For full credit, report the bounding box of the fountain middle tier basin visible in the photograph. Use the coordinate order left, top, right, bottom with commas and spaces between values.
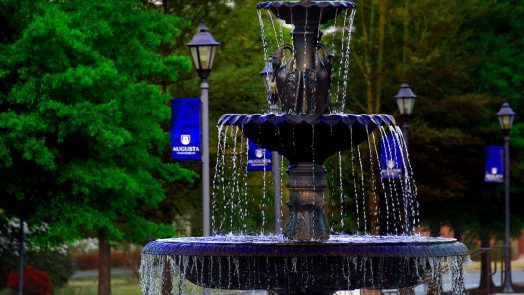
219, 113, 395, 164
141, 235, 468, 294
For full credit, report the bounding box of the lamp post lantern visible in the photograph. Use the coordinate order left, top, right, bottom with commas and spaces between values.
497, 101, 516, 293
260, 63, 273, 95
187, 24, 219, 237
187, 24, 219, 80
394, 82, 417, 148
260, 63, 281, 235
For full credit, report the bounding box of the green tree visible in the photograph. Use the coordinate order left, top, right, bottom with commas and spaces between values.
333, 0, 524, 243
0, 0, 196, 293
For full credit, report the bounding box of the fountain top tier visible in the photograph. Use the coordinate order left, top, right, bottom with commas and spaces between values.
257, 1, 357, 115
257, 1, 356, 26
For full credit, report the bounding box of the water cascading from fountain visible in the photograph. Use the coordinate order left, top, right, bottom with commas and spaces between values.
209, 125, 418, 236
140, 1, 469, 294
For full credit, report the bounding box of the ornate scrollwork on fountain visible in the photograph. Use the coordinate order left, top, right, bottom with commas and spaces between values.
271, 44, 333, 114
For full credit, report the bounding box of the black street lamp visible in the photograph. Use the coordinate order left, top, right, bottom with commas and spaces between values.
260, 63, 273, 92
497, 101, 516, 293
394, 82, 417, 149
187, 25, 219, 80
187, 24, 219, 237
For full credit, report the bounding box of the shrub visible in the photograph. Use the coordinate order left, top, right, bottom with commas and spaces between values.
0, 249, 73, 291
6, 265, 52, 295
27, 250, 73, 289
71, 249, 141, 270
71, 252, 98, 270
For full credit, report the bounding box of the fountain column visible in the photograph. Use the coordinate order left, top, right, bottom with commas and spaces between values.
291, 24, 320, 71
280, 5, 330, 240
284, 163, 328, 240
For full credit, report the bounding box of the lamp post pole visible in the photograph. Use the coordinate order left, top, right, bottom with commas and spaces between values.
394, 82, 416, 150
402, 115, 409, 149
187, 24, 219, 237
201, 78, 210, 237
18, 216, 24, 295
496, 101, 516, 293
261, 64, 282, 235
502, 129, 513, 293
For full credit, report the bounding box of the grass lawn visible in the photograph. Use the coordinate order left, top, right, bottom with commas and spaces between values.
55, 275, 241, 294
56, 275, 140, 295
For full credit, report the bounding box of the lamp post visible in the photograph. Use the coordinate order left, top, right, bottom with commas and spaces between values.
260, 63, 281, 235
187, 24, 219, 237
260, 63, 276, 112
394, 82, 417, 148
18, 216, 24, 295
497, 101, 516, 293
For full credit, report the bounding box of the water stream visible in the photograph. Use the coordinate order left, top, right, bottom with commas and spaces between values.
210, 122, 418, 236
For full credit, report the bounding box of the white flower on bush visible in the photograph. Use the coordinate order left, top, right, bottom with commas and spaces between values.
70, 238, 99, 253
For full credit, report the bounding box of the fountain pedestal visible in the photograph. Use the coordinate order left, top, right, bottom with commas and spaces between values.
285, 163, 328, 240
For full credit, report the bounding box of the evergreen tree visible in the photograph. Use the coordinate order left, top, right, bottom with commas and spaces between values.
0, 0, 197, 292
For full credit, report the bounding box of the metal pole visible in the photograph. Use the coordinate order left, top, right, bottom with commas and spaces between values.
270, 103, 282, 235
272, 151, 281, 235
18, 216, 24, 295
201, 79, 210, 237
502, 132, 513, 293
402, 115, 409, 150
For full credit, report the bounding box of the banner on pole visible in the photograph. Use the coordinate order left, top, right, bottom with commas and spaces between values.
247, 140, 272, 171
379, 134, 402, 179
484, 145, 504, 183
171, 98, 201, 160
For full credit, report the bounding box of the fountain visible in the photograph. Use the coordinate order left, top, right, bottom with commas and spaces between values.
141, 1, 469, 294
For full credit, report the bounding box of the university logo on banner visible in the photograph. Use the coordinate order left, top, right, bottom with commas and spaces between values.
171, 98, 201, 160
247, 140, 272, 171
484, 145, 503, 183
379, 134, 402, 179
181, 134, 191, 145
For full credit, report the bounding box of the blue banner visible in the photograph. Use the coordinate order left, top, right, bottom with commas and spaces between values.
379, 134, 402, 179
247, 140, 272, 171
171, 98, 201, 160
484, 145, 503, 183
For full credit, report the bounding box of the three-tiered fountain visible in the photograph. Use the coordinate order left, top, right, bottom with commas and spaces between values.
141, 1, 469, 294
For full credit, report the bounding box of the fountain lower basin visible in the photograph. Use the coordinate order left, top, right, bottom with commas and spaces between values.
141, 235, 468, 294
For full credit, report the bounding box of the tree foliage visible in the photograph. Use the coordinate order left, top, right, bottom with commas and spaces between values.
349, 0, 524, 239
0, 0, 196, 245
